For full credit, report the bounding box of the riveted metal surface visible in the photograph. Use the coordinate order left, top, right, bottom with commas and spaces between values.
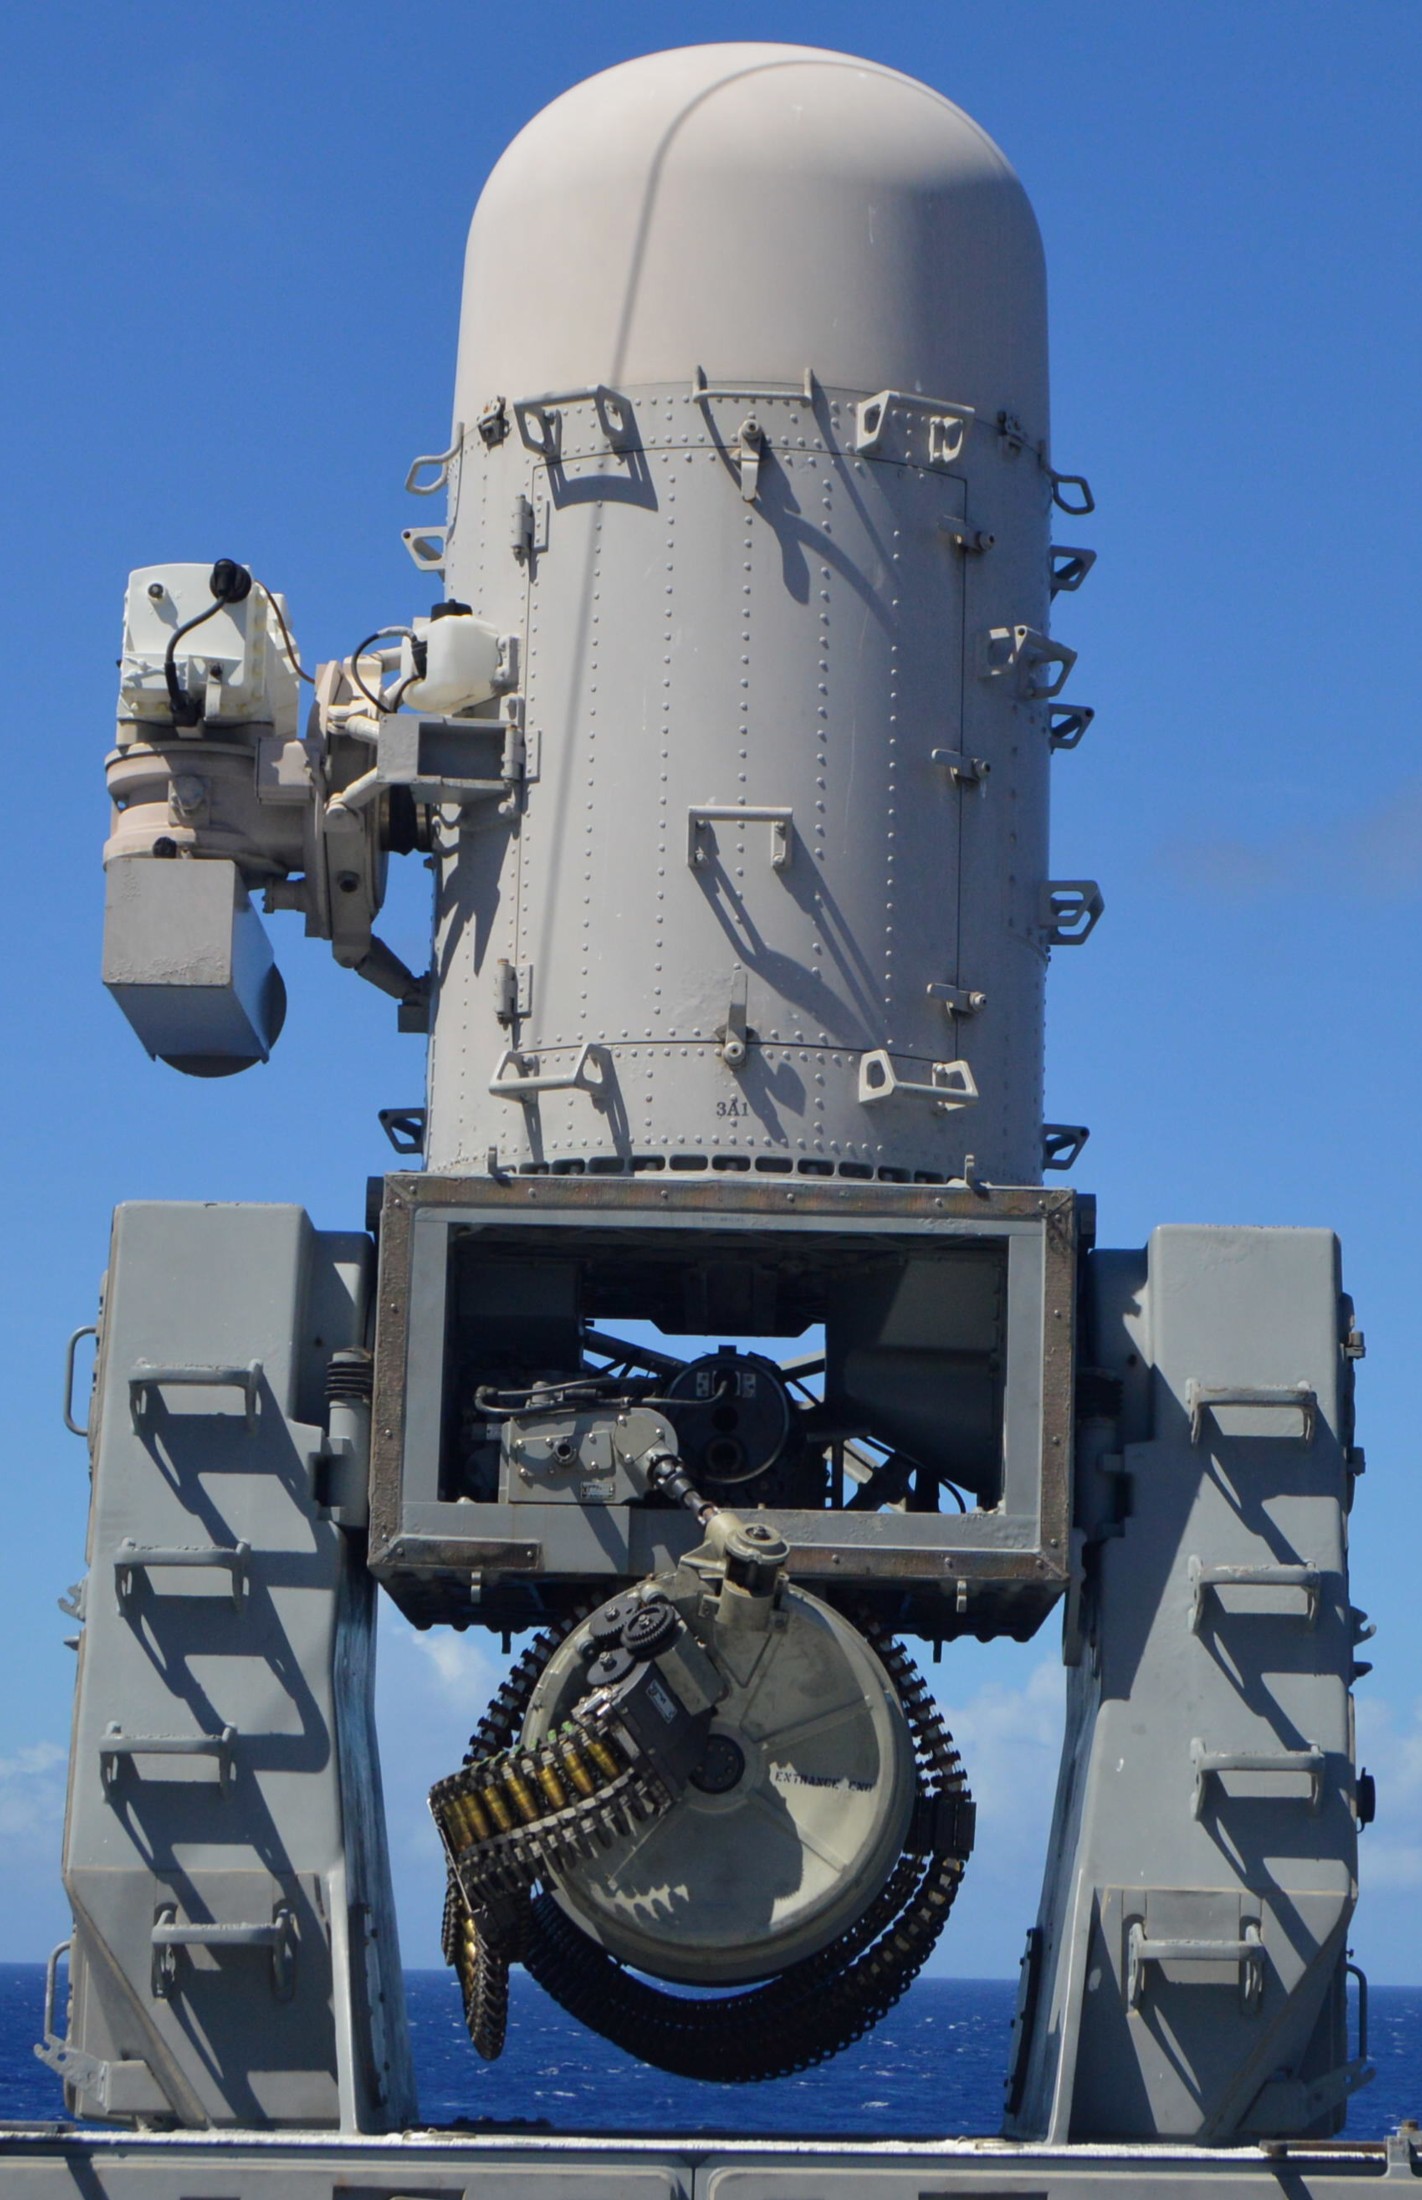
430, 390, 1053, 1179
424, 44, 1069, 1181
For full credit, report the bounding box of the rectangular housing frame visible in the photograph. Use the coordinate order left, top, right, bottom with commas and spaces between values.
368, 1175, 1080, 1640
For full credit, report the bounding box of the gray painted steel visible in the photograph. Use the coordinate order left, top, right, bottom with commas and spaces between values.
426, 43, 1086, 1183
102, 858, 284, 1070
1, 2125, 1417, 2197
49, 1204, 413, 2131
1009, 1227, 1366, 2141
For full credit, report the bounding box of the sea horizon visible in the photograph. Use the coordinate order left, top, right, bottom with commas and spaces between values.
3, 1965, 1418, 2140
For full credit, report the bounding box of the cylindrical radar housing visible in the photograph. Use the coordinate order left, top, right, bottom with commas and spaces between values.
428, 43, 1073, 1184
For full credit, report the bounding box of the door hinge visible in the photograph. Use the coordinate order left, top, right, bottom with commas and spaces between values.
495, 960, 532, 1027
926, 982, 986, 1017
931, 747, 990, 789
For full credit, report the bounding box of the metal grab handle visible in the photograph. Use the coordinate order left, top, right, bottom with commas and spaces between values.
63, 1325, 97, 1438
980, 624, 1078, 700
1050, 544, 1097, 596
152, 1904, 295, 2003
692, 366, 817, 404
488, 1041, 608, 1102
1191, 1738, 1325, 1818
687, 805, 795, 872
1048, 705, 1095, 752
129, 1360, 263, 1434
100, 1723, 238, 1800
404, 427, 462, 496
378, 1105, 427, 1156
857, 1049, 979, 1113
40, 1939, 70, 2050
1127, 1919, 1263, 2014
1042, 1124, 1090, 1173
513, 386, 636, 457
1049, 467, 1095, 516
1187, 1380, 1318, 1446
114, 1538, 251, 1613
855, 388, 975, 465
1188, 1555, 1322, 1632
401, 525, 448, 572
1346, 1959, 1369, 2065
1041, 881, 1105, 947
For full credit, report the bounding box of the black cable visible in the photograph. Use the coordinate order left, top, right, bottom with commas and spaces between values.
252, 578, 315, 685
348, 627, 414, 714
163, 597, 226, 727
161, 559, 253, 726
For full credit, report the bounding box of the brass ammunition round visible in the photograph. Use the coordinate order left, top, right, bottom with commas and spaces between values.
584, 1734, 622, 1782
559, 1742, 596, 1796
504, 1766, 541, 1823
450, 1791, 492, 1845
536, 1758, 568, 1810
460, 1790, 492, 1842
481, 1781, 515, 1833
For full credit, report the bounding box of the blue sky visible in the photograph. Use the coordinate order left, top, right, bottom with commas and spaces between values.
2, 1, 1421, 1995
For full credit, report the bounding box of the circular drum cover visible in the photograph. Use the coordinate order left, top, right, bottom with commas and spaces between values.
522, 1582, 916, 1985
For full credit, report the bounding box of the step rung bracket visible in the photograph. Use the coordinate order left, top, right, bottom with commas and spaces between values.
151, 1903, 295, 2002
129, 1360, 263, 1434
1191, 1737, 1325, 1818
1187, 1380, 1317, 1446
114, 1538, 251, 1611
100, 1724, 237, 1799
1188, 1556, 1322, 1632
1127, 1919, 1263, 2012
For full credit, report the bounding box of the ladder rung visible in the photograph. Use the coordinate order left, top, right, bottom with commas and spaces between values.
1188, 1556, 1322, 1632
100, 1724, 237, 1799
1187, 1381, 1317, 1446
129, 1360, 263, 1434
1191, 1738, 1324, 1817
114, 1539, 250, 1611
1127, 1918, 1263, 2012
151, 1903, 295, 2001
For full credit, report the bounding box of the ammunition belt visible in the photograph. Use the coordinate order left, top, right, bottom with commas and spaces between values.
432, 1608, 672, 2060
434, 1600, 974, 2080
431, 1714, 671, 1907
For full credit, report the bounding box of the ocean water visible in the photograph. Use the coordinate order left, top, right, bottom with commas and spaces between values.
2, 1964, 1417, 2138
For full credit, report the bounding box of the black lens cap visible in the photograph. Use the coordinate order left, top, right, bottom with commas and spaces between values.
209, 559, 252, 604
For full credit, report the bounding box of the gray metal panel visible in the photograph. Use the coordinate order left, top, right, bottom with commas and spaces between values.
422, 45, 1074, 1182
1009, 1226, 1365, 2143
55, 1203, 414, 2132
102, 857, 282, 1068
431, 387, 1054, 1182
0, 2124, 1415, 2197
